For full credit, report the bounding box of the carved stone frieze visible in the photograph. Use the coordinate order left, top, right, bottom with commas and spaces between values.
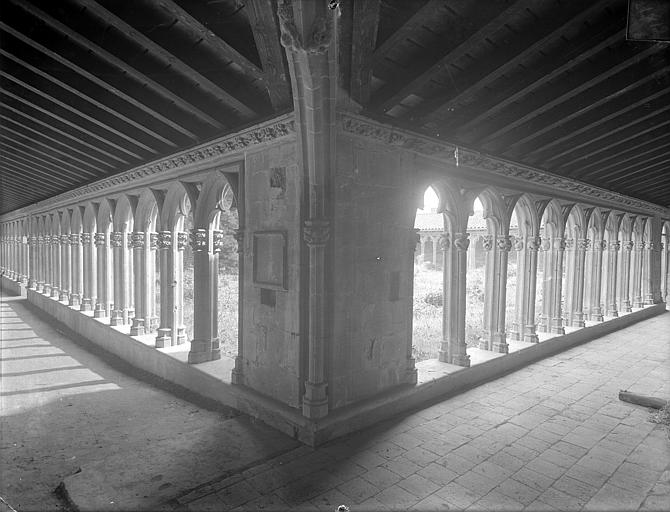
189, 229, 208, 252
303, 219, 330, 247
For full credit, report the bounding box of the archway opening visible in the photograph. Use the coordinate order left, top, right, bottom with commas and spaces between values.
215, 188, 239, 358
465, 197, 489, 348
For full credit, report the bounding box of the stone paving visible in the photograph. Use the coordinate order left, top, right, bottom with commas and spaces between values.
181, 311, 670, 511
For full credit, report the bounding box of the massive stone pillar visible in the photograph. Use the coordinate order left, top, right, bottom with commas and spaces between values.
605, 240, 620, 317
130, 232, 147, 335
187, 228, 221, 364
492, 235, 512, 353
618, 240, 633, 312
94, 232, 110, 317
550, 237, 566, 334
110, 231, 131, 325
80, 233, 96, 311
631, 241, 644, 308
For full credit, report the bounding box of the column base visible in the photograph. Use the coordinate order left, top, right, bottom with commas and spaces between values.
36, 282, 44, 293
146, 316, 159, 333
231, 355, 244, 385
188, 338, 221, 364
451, 353, 471, 367
523, 325, 539, 343
570, 319, 585, 328
491, 333, 508, 354
80, 298, 93, 311
93, 303, 107, 318
59, 291, 69, 302
28, 279, 36, 290
155, 328, 172, 348
129, 318, 145, 336
438, 341, 449, 363
110, 309, 125, 326
51, 287, 60, 299
68, 293, 80, 307
405, 357, 418, 385
302, 381, 328, 419
606, 309, 618, 318
43, 284, 51, 295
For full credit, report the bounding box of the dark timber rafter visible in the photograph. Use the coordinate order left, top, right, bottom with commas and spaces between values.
0, 141, 96, 183
579, 140, 670, 180
7, 0, 225, 131
0, 22, 197, 143
371, 0, 544, 113
70, 0, 257, 121
152, 0, 265, 82
349, 0, 381, 105
244, 0, 291, 110
1, 165, 70, 193
1, 158, 73, 189
419, 0, 616, 125
0, 71, 157, 155
0, 101, 130, 165
0, 48, 178, 149
474, 45, 665, 148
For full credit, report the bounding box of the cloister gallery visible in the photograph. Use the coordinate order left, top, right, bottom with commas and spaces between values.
1, 0, 669, 447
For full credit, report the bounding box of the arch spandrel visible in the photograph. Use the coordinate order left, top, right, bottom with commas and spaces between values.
193, 173, 235, 229
113, 195, 135, 232
96, 201, 113, 233
135, 189, 159, 232
83, 203, 99, 233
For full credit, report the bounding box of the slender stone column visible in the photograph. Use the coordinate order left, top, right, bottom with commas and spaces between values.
188, 228, 221, 364
605, 240, 620, 316
155, 231, 174, 347
643, 242, 654, 305
618, 241, 633, 312
538, 237, 552, 333
36, 235, 45, 292
508, 237, 525, 340
492, 236, 511, 353
663, 242, 670, 302
110, 231, 130, 325
58, 234, 70, 300
568, 239, 588, 326
522, 236, 541, 342
480, 235, 495, 350
632, 241, 644, 307
68, 233, 83, 307
130, 232, 146, 336
231, 228, 246, 384
50, 235, 60, 297
587, 240, 605, 321
80, 233, 96, 311
146, 233, 159, 333
93, 233, 109, 317
550, 237, 566, 334
42, 235, 53, 295
443, 233, 470, 366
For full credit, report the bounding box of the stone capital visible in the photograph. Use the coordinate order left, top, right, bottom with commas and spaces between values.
527, 236, 542, 252
437, 232, 449, 251
564, 238, 575, 250
69, 233, 81, 245
623, 240, 633, 251
149, 232, 158, 250
189, 229, 208, 252
482, 235, 494, 251
129, 232, 145, 250
553, 237, 566, 251
577, 238, 590, 250
234, 229, 245, 253
303, 219, 330, 247
59, 234, 70, 245
497, 236, 512, 252
609, 240, 620, 251
454, 233, 470, 251
635, 241, 645, 250
540, 238, 551, 251
81, 232, 92, 245
212, 230, 225, 253
94, 233, 106, 246
513, 238, 524, 251
157, 231, 172, 249
109, 232, 125, 248
177, 232, 189, 251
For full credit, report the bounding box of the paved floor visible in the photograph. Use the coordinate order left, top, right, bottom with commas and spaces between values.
1, 291, 669, 511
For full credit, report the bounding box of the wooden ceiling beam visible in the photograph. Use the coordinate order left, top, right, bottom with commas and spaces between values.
371, 0, 544, 113
0, 141, 85, 180
0, 49, 178, 149
6, 0, 224, 130
558, 125, 670, 176
579, 139, 670, 180
0, 71, 157, 155
596, 156, 670, 186
0, 123, 108, 173
0, 87, 142, 160
244, 0, 291, 110
0, 112, 115, 169
349, 0, 381, 105
152, 0, 264, 81
0, 101, 130, 165
0, 132, 101, 178
0, 158, 73, 188
420, 0, 615, 124
70, 0, 257, 120
521, 86, 670, 163
474, 44, 665, 147
501, 67, 670, 158
1, 165, 69, 193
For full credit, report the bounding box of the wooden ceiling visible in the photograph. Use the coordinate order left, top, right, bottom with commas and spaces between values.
1, 0, 669, 214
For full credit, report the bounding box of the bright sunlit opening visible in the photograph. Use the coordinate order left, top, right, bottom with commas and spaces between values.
420, 187, 439, 211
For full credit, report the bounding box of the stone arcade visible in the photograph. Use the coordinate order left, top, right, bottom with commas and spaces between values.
1, 0, 669, 447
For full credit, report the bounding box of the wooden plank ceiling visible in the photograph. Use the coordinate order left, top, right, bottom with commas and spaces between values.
1, 0, 669, 215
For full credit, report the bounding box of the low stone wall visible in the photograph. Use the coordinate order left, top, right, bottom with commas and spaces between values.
0, 275, 25, 297
19, 288, 667, 446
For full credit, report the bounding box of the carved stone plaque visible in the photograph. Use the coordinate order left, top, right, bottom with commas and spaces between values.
253, 231, 287, 290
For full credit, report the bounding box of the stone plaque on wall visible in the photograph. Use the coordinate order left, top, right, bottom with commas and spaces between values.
253, 231, 287, 290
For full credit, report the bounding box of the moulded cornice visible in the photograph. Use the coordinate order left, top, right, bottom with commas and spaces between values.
1, 114, 296, 221
339, 113, 669, 217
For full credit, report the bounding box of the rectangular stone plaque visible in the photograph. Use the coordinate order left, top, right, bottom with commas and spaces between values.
253, 231, 287, 289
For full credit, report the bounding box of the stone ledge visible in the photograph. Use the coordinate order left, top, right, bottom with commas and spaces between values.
21, 287, 667, 447
0, 275, 26, 297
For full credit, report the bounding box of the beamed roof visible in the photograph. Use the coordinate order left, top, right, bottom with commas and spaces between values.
1, 0, 669, 215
